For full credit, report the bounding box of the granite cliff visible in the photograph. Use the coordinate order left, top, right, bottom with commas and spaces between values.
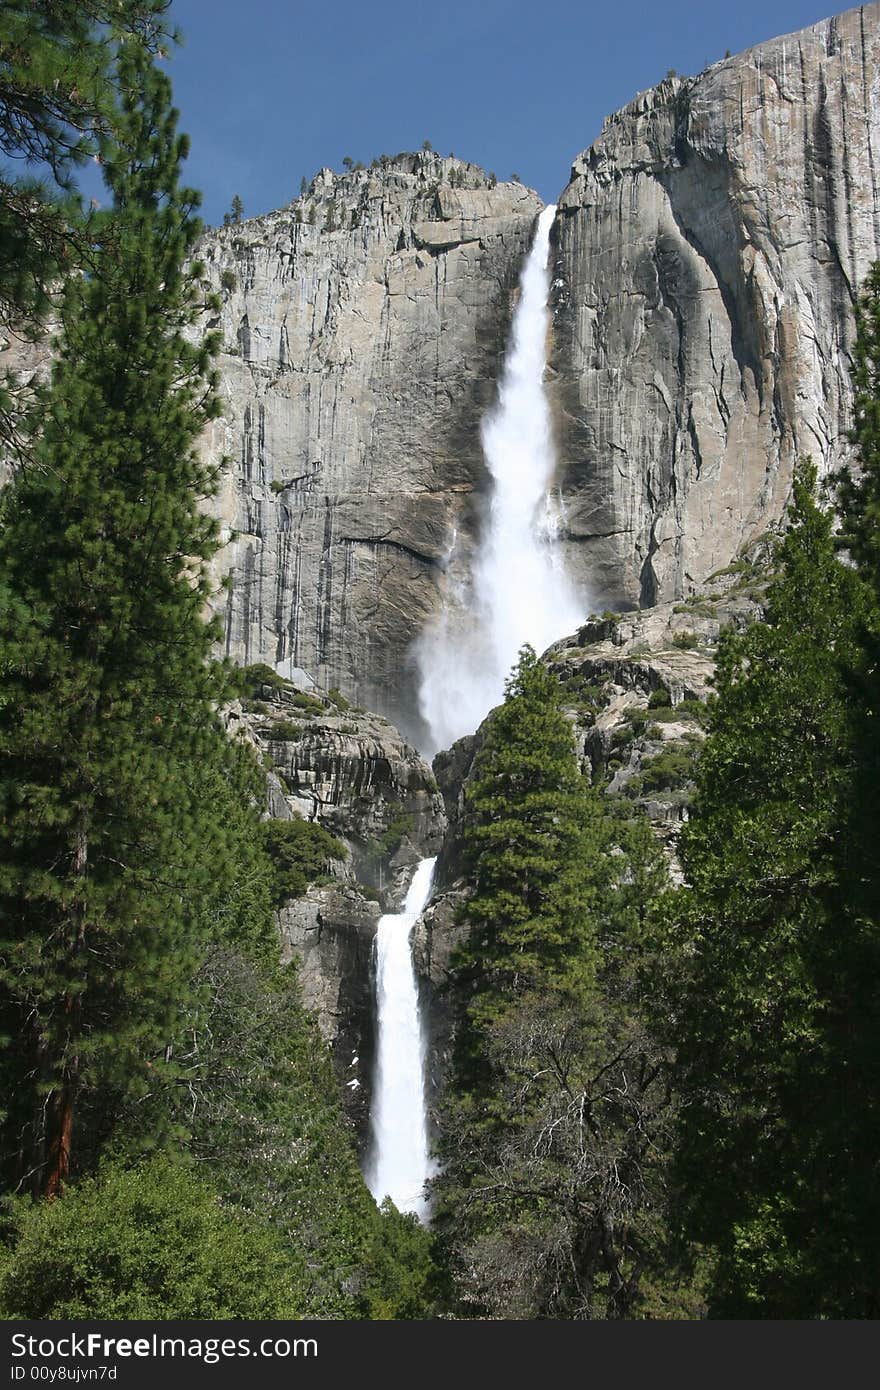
5, 7, 878, 740
191, 4, 880, 735
551, 2, 880, 607
198, 154, 542, 742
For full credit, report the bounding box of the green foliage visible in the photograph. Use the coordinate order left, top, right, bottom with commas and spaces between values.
434, 647, 679, 1316
623, 707, 649, 733
328, 685, 351, 711
157, 941, 437, 1318
628, 744, 699, 796
262, 815, 346, 904
267, 719, 303, 741
660, 461, 879, 1316
648, 687, 671, 708
291, 690, 326, 715
365, 1201, 439, 1319
365, 810, 413, 867
0, 1157, 303, 1319
220, 267, 237, 291
838, 261, 880, 594
229, 661, 287, 698
647, 705, 683, 723
671, 631, 700, 650
450, 647, 607, 1010
676, 697, 710, 725
0, 42, 236, 1196
0, 2, 173, 452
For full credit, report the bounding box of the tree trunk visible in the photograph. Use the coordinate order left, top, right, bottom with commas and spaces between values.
43, 811, 88, 1197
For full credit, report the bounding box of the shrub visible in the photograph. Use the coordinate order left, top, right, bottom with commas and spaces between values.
648, 706, 682, 724
628, 745, 699, 796
676, 698, 710, 726
671, 631, 700, 650
267, 720, 302, 742
366, 811, 413, 866
269, 479, 285, 494
327, 686, 351, 712
0, 1158, 304, 1319
262, 816, 346, 904
648, 687, 672, 708
230, 662, 287, 699
292, 691, 326, 716
623, 709, 649, 734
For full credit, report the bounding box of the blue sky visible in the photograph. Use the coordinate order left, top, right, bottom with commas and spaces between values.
150, 0, 840, 225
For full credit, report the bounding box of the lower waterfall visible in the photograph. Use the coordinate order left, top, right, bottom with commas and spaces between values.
366, 857, 437, 1219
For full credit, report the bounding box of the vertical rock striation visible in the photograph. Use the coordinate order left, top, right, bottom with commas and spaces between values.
551, 2, 880, 608
199, 155, 543, 739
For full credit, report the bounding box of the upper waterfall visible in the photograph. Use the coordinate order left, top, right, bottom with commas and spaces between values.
416, 204, 585, 755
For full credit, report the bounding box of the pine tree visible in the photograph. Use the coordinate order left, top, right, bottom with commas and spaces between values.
838, 262, 880, 593
837, 261, 880, 931
0, 42, 239, 1196
0, 2, 173, 454
451, 646, 605, 1017
663, 461, 878, 1316
433, 647, 677, 1317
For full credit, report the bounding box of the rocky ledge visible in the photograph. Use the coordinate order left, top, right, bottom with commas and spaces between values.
225, 671, 446, 1137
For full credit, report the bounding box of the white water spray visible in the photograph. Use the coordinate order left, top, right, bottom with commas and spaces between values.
367, 857, 437, 1218
416, 204, 584, 755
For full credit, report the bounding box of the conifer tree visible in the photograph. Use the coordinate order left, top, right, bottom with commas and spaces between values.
837, 261, 880, 934
0, 41, 236, 1196
450, 648, 606, 1020
433, 647, 675, 1317
838, 262, 880, 593
663, 462, 878, 1316
0, 2, 173, 453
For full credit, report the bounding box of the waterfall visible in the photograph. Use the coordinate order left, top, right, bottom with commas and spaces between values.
416, 203, 585, 756
366, 208, 585, 1219
366, 856, 437, 1218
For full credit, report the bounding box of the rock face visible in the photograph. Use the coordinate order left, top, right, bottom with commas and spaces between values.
279, 886, 380, 1141
228, 677, 446, 1137
252, 683, 447, 897
551, 2, 880, 609
198, 155, 543, 742
7, 10, 878, 748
